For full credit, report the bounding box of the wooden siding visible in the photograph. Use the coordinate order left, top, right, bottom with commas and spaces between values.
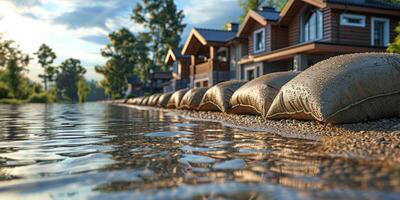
327, 9, 400, 46
270, 25, 289, 50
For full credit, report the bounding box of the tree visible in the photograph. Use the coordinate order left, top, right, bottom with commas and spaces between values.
0, 34, 31, 99
237, 0, 287, 23
131, 0, 185, 71
388, 23, 400, 53
34, 44, 57, 91
77, 79, 90, 103
56, 58, 86, 102
96, 28, 150, 99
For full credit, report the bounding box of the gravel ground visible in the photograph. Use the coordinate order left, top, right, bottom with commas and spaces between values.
119, 103, 400, 164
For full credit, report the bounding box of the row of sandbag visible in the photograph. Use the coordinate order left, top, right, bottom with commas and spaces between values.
127, 53, 400, 124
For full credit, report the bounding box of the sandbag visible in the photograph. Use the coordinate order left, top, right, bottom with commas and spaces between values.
166, 89, 189, 108
179, 88, 208, 110
157, 92, 174, 108
266, 53, 400, 124
148, 94, 161, 106
199, 80, 247, 112
229, 71, 300, 116
132, 97, 143, 105
141, 96, 150, 106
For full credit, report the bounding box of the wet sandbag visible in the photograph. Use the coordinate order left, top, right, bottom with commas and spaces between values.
157, 92, 174, 108
266, 53, 400, 124
131, 97, 142, 105
179, 88, 209, 110
166, 89, 189, 108
199, 80, 247, 112
229, 71, 300, 116
148, 94, 161, 106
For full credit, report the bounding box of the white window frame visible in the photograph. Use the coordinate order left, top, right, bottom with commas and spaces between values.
253, 28, 266, 53
300, 8, 323, 42
244, 65, 263, 81
371, 17, 390, 47
194, 78, 208, 88
340, 13, 366, 27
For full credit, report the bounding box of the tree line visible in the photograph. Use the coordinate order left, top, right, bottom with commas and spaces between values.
0, 35, 105, 104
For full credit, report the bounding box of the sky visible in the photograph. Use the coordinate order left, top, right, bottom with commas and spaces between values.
0, 0, 243, 82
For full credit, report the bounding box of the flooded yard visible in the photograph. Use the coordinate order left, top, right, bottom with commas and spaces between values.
0, 103, 399, 199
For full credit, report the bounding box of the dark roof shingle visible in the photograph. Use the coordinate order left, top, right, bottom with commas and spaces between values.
326, 0, 400, 10
195, 28, 237, 43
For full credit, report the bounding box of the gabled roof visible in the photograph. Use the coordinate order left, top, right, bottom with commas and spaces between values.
326, 0, 400, 10
237, 7, 280, 37
182, 28, 237, 55
165, 48, 190, 65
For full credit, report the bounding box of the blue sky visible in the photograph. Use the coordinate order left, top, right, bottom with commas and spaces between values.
0, 0, 242, 81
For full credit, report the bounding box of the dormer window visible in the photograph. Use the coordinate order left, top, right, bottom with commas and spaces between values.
253, 28, 265, 53
302, 8, 323, 42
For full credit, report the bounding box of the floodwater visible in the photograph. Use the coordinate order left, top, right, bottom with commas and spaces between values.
0, 103, 399, 200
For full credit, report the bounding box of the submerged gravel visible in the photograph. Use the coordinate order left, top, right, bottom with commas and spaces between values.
121, 104, 400, 164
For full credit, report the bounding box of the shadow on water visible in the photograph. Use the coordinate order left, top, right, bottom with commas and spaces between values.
0, 103, 399, 200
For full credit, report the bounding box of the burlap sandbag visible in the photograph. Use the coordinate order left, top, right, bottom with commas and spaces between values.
229, 71, 300, 116
141, 96, 150, 106
266, 53, 400, 124
148, 94, 161, 106
198, 80, 247, 112
157, 92, 174, 108
166, 89, 189, 108
132, 97, 143, 105
179, 88, 209, 110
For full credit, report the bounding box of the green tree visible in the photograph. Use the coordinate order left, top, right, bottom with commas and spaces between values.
0, 34, 30, 99
96, 28, 149, 99
237, 0, 287, 22
388, 23, 400, 53
77, 79, 90, 103
56, 58, 86, 102
131, 0, 185, 71
34, 44, 57, 91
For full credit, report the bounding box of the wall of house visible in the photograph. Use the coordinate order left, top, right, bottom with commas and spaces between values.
248, 24, 268, 55
325, 9, 399, 46
240, 60, 291, 80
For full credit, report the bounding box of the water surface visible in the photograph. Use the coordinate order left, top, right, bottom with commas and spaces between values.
0, 103, 399, 199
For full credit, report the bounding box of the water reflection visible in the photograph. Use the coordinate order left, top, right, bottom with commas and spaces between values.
0, 103, 399, 199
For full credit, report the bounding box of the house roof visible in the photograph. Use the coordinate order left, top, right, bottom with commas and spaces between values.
165, 48, 190, 65
127, 76, 142, 85
182, 28, 237, 55
326, 0, 400, 10
237, 7, 280, 37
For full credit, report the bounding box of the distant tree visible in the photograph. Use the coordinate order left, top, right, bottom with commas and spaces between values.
0, 34, 31, 99
85, 80, 107, 101
388, 23, 400, 53
77, 79, 90, 103
237, 0, 287, 23
131, 0, 185, 71
56, 58, 86, 102
34, 44, 57, 91
96, 28, 149, 99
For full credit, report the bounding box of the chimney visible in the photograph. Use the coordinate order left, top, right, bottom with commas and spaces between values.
226, 22, 239, 32
260, 6, 276, 13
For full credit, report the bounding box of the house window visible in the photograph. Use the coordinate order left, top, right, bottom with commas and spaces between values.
371, 17, 390, 47
253, 28, 265, 53
245, 66, 262, 81
302, 8, 323, 42
340, 14, 365, 27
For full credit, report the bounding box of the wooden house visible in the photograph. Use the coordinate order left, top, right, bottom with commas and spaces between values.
165, 48, 191, 91
236, 0, 400, 80
181, 25, 238, 87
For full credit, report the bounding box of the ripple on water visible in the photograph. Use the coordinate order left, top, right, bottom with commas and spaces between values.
213, 159, 246, 170
179, 154, 216, 164
180, 145, 220, 152
172, 123, 198, 128
145, 131, 193, 137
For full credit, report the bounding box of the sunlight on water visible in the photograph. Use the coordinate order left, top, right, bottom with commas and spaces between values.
0, 103, 399, 200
